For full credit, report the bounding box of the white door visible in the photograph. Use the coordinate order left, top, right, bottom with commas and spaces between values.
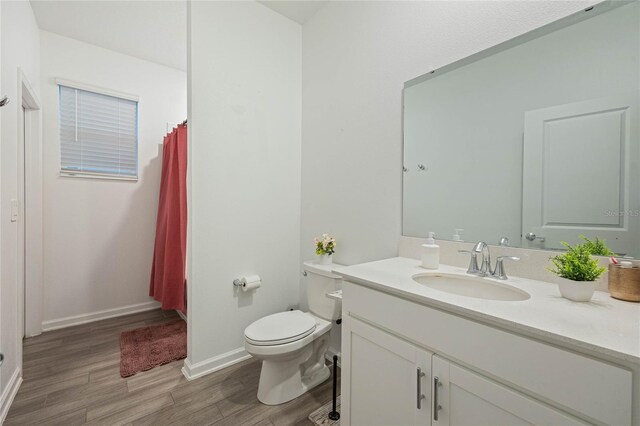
522, 94, 639, 255
432, 356, 585, 426
344, 317, 432, 426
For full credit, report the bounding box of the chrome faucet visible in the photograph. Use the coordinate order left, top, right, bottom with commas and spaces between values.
459, 242, 520, 279
492, 256, 520, 280
458, 249, 480, 274
458, 241, 489, 275
474, 241, 492, 277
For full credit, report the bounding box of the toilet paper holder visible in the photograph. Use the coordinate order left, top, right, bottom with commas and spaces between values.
233, 275, 261, 290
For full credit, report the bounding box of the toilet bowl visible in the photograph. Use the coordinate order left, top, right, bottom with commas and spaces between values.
244, 261, 342, 405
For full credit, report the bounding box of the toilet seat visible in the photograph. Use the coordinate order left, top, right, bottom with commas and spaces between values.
245, 310, 316, 346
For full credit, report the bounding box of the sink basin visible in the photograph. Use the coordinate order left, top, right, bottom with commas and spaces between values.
412, 273, 530, 301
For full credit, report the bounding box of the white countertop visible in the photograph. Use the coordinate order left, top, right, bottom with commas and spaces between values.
333, 257, 640, 364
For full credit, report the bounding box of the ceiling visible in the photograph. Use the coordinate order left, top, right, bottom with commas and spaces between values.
258, 1, 328, 24
29, 1, 327, 71
30, 1, 187, 71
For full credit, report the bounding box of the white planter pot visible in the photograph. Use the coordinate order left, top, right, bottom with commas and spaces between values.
318, 254, 333, 265
557, 278, 596, 302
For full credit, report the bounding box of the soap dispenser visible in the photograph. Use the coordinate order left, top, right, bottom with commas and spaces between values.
421, 232, 440, 269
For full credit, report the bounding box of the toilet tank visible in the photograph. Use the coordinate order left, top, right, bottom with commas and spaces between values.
303, 261, 342, 321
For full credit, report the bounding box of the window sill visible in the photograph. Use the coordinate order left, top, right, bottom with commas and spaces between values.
59, 171, 138, 182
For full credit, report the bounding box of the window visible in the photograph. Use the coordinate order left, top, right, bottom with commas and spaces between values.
58, 81, 139, 180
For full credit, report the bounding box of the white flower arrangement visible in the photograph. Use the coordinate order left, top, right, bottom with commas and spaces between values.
314, 233, 336, 256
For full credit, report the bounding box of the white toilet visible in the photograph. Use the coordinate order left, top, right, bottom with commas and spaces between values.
244, 261, 342, 405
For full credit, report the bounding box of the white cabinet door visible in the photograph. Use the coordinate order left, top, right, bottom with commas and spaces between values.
432, 356, 586, 426
522, 94, 639, 255
343, 317, 432, 426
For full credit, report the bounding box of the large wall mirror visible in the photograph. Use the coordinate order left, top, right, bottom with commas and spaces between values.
403, 1, 640, 258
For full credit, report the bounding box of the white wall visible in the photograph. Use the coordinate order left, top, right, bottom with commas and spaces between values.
300, 0, 601, 273
0, 0, 40, 413
187, 1, 301, 377
40, 31, 187, 328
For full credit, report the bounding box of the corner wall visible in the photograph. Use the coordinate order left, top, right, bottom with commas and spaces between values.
0, 0, 40, 417
0, 2, 40, 412
186, 1, 302, 377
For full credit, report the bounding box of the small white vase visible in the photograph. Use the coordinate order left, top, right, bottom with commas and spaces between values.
318, 254, 333, 265
558, 278, 595, 302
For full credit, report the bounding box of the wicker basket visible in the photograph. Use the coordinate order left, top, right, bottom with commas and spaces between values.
608, 264, 640, 302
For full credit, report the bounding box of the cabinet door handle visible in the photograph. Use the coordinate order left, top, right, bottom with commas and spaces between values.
433, 376, 442, 421
416, 367, 426, 409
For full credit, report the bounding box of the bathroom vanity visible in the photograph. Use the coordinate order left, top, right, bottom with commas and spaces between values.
335, 258, 640, 426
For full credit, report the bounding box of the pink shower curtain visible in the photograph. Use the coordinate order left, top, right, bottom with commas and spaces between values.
150, 124, 188, 312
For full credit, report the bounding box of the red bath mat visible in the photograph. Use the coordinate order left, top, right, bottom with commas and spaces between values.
120, 319, 187, 377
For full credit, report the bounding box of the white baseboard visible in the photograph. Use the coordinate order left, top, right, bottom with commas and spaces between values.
0, 367, 22, 424
182, 347, 251, 381
42, 301, 161, 332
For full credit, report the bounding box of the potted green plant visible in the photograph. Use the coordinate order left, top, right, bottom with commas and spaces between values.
579, 235, 614, 257
548, 241, 606, 302
314, 233, 336, 265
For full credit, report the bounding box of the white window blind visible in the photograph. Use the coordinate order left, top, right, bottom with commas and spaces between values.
59, 84, 138, 179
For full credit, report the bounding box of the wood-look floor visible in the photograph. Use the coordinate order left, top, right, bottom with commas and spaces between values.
5, 309, 339, 426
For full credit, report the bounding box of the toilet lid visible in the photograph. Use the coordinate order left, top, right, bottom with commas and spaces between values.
245, 310, 316, 346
